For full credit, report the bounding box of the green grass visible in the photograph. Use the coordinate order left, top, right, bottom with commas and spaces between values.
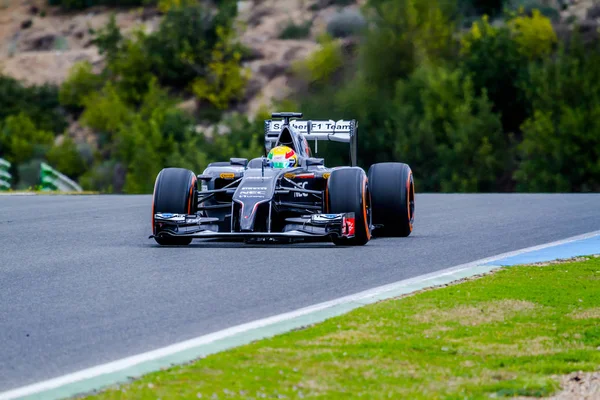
85, 257, 600, 399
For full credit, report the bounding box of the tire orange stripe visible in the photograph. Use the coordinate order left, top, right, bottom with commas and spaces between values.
187, 175, 197, 215
406, 170, 413, 232
362, 176, 371, 240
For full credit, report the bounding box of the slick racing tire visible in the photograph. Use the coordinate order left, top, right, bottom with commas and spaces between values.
152, 167, 197, 246
327, 167, 371, 246
368, 162, 414, 237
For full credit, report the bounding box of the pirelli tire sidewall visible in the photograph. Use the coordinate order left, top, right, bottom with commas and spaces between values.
152, 167, 197, 246
368, 162, 414, 237
327, 167, 371, 246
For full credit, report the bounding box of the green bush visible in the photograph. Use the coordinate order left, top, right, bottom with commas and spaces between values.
199, 113, 265, 164
80, 83, 132, 135
46, 136, 87, 178
388, 65, 508, 192
326, 8, 366, 38
119, 114, 170, 194
0, 75, 67, 134
0, 76, 69, 188
79, 160, 121, 193
144, 2, 237, 89
460, 16, 531, 136
515, 38, 600, 192
278, 20, 313, 39
49, 0, 249, 192
295, 0, 459, 169
293, 35, 344, 85
79, 79, 204, 193
91, 14, 123, 64
117, 111, 206, 194
0, 113, 54, 165
47, 0, 155, 11
59, 61, 104, 111
508, 0, 561, 21
508, 9, 557, 59
360, 0, 456, 91
108, 30, 156, 104
291, 1, 525, 190
191, 26, 251, 110
88, 1, 242, 106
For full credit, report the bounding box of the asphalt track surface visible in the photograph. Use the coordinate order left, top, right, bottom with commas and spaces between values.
1, 194, 599, 391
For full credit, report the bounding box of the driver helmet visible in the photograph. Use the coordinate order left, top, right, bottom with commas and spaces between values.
267, 145, 298, 168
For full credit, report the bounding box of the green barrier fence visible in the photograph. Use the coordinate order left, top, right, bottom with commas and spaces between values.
0, 158, 12, 190
40, 162, 83, 192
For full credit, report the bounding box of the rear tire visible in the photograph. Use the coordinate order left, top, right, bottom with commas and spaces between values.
152, 167, 197, 246
327, 167, 371, 246
368, 162, 414, 237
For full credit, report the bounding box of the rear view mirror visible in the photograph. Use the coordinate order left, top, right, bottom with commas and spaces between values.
230, 158, 248, 167
306, 158, 325, 166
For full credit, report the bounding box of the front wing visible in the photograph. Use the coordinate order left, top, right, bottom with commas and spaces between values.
150, 212, 356, 241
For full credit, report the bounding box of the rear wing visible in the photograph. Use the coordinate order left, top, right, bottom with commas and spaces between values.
264, 113, 359, 166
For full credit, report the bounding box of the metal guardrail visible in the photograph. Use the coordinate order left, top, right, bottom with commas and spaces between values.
0, 158, 12, 191
40, 162, 83, 192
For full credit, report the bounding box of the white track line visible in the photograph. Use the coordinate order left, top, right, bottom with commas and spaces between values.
1, 229, 599, 400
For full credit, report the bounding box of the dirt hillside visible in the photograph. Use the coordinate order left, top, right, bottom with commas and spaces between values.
0, 0, 594, 116
0, 0, 366, 116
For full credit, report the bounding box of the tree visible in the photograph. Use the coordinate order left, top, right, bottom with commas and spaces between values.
91, 14, 123, 64
0, 76, 67, 134
191, 26, 251, 110
59, 61, 104, 111
47, 136, 87, 178
144, 1, 237, 89
361, 0, 456, 91
515, 37, 600, 192
460, 15, 531, 137
388, 65, 508, 192
0, 113, 54, 165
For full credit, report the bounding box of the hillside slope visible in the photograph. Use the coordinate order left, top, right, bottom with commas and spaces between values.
0, 0, 366, 116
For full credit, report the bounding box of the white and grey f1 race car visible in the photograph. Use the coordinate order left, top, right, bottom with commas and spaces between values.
150, 112, 415, 246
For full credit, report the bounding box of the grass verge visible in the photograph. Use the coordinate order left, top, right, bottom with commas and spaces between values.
84, 256, 600, 399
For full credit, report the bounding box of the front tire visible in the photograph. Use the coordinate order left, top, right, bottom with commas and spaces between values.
327, 167, 371, 246
152, 167, 197, 246
368, 162, 414, 237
